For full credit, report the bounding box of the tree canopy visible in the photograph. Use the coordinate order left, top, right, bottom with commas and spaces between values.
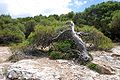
0, 1, 119, 46
73, 1, 120, 41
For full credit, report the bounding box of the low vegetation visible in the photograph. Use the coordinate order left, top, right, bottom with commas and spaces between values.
87, 62, 101, 73
76, 26, 113, 50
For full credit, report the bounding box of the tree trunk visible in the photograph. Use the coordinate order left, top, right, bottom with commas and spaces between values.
53, 29, 92, 62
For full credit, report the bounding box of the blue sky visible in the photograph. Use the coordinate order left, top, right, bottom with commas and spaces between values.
0, 0, 120, 18
69, 0, 104, 12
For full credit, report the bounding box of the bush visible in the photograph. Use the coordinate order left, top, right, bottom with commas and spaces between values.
52, 40, 73, 52
27, 21, 66, 48
76, 26, 113, 50
28, 25, 55, 47
9, 21, 67, 59
10, 40, 30, 51
49, 40, 75, 60
86, 62, 113, 74
49, 51, 62, 59
87, 62, 101, 73
0, 23, 25, 44
109, 10, 120, 41
87, 62, 98, 70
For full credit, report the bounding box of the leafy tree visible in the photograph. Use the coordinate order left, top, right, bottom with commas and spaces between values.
0, 15, 13, 24
48, 14, 60, 20
59, 11, 75, 21
76, 25, 113, 50
66, 11, 75, 20
110, 10, 120, 29
24, 20, 36, 38
73, 13, 86, 26
59, 14, 68, 21
73, 1, 120, 40
34, 15, 47, 22
109, 10, 120, 41
0, 23, 25, 44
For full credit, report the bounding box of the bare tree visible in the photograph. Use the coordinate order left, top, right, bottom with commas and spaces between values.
23, 21, 92, 62
53, 21, 92, 62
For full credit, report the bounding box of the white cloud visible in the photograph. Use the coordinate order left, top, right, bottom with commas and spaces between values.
69, 0, 87, 9
2, 0, 72, 18
74, 0, 87, 6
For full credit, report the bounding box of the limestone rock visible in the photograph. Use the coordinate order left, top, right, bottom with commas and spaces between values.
0, 45, 120, 80
92, 61, 115, 75
111, 54, 120, 60
0, 47, 12, 63
0, 62, 13, 80
6, 59, 61, 80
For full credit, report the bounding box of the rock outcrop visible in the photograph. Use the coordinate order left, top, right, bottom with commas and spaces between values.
6, 59, 61, 80
0, 47, 12, 63
6, 59, 97, 80
0, 62, 13, 80
0, 45, 120, 80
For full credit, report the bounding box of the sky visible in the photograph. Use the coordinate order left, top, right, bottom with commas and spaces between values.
0, 0, 120, 18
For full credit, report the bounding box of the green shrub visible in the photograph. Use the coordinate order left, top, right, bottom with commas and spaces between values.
10, 22, 67, 59
0, 29, 25, 44
27, 22, 67, 47
87, 62, 98, 70
48, 40, 75, 60
52, 40, 72, 52
76, 26, 113, 50
0, 23, 25, 44
30, 25, 55, 47
87, 62, 101, 73
49, 51, 73, 60
49, 51, 62, 59
27, 32, 36, 45
62, 52, 73, 59
10, 40, 30, 51
86, 62, 113, 74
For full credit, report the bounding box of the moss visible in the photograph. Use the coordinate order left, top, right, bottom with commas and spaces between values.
86, 62, 101, 73
87, 62, 97, 69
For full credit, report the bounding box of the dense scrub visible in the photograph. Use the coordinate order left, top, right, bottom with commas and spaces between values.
76, 26, 113, 50
0, 23, 25, 44
9, 21, 113, 63
0, 1, 120, 45
73, 1, 120, 41
16, 24, 112, 61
